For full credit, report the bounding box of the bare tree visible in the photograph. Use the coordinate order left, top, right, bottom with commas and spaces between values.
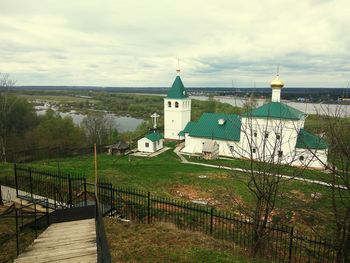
225, 111, 316, 256
0, 73, 16, 162
305, 104, 350, 263
81, 111, 118, 146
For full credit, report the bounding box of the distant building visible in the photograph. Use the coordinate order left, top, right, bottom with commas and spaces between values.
105, 141, 129, 156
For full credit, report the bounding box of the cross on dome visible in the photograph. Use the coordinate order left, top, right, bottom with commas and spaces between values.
176, 57, 181, 76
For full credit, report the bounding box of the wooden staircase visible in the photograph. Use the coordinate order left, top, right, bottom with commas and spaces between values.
14, 218, 97, 263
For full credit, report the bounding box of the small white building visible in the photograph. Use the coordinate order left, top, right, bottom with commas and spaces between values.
137, 132, 164, 153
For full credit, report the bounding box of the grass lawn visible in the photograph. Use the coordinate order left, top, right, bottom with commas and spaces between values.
0, 145, 338, 234
183, 154, 334, 184
104, 219, 264, 263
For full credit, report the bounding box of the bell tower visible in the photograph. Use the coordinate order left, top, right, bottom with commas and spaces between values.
164, 67, 191, 140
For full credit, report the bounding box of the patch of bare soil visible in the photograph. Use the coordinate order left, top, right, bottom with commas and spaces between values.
289, 190, 311, 203
171, 185, 217, 205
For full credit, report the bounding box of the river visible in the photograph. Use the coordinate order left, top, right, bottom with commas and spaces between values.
36, 107, 144, 132
191, 95, 350, 117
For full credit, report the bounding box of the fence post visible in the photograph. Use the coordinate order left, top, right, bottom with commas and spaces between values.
14, 163, 18, 197
15, 209, 19, 256
84, 178, 87, 207
68, 175, 72, 208
21, 199, 23, 228
288, 226, 294, 263
110, 183, 113, 216
34, 202, 37, 238
210, 207, 214, 235
46, 199, 50, 226
29, 167, 33, 200
147, 192, 151, 224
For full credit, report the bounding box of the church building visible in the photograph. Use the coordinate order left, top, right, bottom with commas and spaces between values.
164, 70, 328, 169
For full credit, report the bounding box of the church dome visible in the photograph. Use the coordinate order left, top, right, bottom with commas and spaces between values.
270, 75, 284, 89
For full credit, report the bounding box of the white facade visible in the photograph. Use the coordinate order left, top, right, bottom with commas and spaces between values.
137, 137, 164, 153
164, 98, 191, 140
180, 74, 328, 169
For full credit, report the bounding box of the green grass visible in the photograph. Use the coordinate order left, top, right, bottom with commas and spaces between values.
104, 219, 265, 263
0, 146, 341, 234
183, 154, 334, 184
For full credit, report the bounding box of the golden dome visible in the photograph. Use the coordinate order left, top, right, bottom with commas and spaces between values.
270, 75, 284, 89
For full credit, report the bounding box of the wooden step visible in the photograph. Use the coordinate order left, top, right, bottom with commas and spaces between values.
14, 218, 97, 263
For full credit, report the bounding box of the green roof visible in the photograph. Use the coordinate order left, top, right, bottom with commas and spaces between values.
242, 102, 306, 120
165, 76, 189, 99
295, 129, 328, 150
181, 113, 241, 141
178, 122, 196, 137
145, 132, 164, 142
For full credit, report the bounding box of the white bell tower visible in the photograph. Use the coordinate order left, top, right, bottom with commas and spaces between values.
164, 66, 191, 140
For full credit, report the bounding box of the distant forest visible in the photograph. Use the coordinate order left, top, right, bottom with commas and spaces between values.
14, 85, 349, 102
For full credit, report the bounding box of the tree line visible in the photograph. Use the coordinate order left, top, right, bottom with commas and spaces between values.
0, 74, 154, 162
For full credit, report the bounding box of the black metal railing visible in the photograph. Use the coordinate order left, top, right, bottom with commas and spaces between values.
95, 181, 338, 263
95, 195, 112, 263
14, 164, 87, 209
0, 198, 50, 263
7, 145, 106, 163
8, 165, 342, 263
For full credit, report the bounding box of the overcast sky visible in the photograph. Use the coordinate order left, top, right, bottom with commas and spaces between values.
0, 0, 349, 88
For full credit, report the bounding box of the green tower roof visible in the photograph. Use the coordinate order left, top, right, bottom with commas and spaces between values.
165, 76, 189, 99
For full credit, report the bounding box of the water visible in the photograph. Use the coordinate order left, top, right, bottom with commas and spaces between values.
36, 107, 144, 132
191, 95, 350, 117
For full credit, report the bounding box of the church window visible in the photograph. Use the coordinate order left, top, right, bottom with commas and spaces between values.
172, 120, 174, 123
229, 145, 234, 153
299, 155, 304, 161
168, 101, 171, 107
252, 148, 256, 153
175, 101, 179, 108
278, 150, 283, 157
145, 142, 149, 148
276, 133, 281, 140
253, 131, 257, 137
264, 132, 269, 138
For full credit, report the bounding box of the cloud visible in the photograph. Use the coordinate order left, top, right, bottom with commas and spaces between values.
0, 0, 349, 87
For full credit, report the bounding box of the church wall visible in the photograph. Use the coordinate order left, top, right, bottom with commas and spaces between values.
292, 148, 327, 169
239, 117, 305, 163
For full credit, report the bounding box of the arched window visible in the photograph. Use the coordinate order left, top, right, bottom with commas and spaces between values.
175, 101, 179, 108
168, 101, 171, 107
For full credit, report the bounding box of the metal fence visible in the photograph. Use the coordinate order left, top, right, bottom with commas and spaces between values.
14, 164, 87, 209
96, 182, 338, 263
0, 199, 49, 263
10, 165, 340, 263
7, 145, 106, 163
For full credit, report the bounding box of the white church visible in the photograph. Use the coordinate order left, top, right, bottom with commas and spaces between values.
164, 69, 328, 169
